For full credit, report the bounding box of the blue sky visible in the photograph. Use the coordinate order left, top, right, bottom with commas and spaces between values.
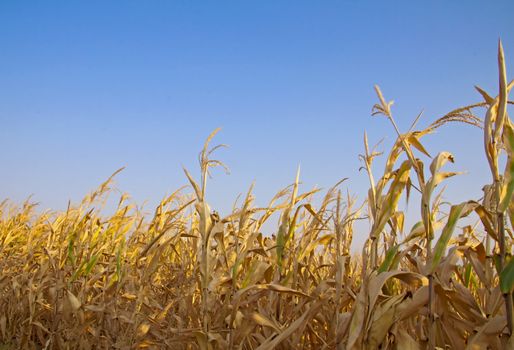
0, 1, 513, 242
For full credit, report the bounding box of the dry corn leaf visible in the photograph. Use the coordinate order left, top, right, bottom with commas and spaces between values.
66, 290, 81, 311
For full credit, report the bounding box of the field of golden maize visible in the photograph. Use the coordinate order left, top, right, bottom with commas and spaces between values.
1, 43, 513, 349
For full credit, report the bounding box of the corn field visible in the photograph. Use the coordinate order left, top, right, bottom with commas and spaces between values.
1, 43, 514, 349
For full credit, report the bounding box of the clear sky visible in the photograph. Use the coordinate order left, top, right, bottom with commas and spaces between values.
1, 1, 513, 243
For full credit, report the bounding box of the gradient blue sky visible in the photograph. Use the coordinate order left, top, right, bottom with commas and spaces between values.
1, 1, 513, 240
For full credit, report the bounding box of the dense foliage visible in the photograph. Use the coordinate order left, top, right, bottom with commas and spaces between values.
1, 43, 513, 349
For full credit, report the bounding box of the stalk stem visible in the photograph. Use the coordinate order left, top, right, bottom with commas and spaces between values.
428, 273, 435, 349
498, 211, 513, 334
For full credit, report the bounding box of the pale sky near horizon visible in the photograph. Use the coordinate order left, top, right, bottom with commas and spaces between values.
1, 1, 513, 247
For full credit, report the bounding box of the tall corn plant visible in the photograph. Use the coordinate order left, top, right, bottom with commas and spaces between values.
183, 128, 228, 348
433, 41, 514, 341
474, 41, 514, 335
369, 82, 486, 348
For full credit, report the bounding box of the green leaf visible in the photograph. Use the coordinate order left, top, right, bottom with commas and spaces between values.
84, 254, 99, 276
464, 263, 472, 288
493, 254, 502, 275
500, 256, 514, 293
275, 211, 291, 272
431, 201, 477, 273
67, 236, 76, 265
69, 260, 87, 283
378, 245, 399, 273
